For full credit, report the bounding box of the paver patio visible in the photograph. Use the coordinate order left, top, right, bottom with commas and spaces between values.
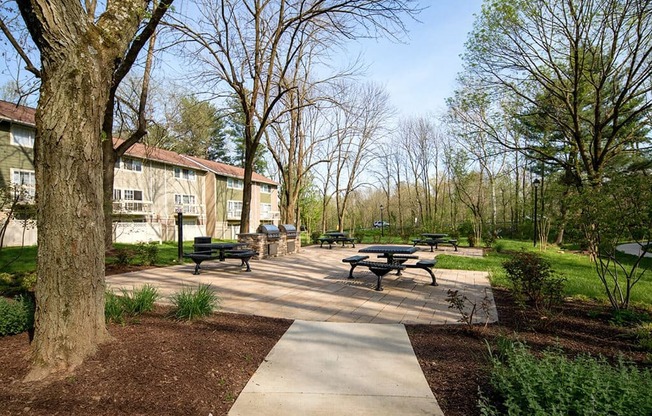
107, 244, 497, 325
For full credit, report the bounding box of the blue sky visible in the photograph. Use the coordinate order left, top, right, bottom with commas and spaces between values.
346, 0, 483, 117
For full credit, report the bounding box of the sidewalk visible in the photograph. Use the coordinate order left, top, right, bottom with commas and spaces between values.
107, 244, 495, 415
228, 321, 444, 415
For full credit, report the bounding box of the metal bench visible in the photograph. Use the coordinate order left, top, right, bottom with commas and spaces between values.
184, 249, 257, 274
377, 253, 420, 275
341, 255, 370, 278
355, 261, 406, 291
434, 239, 458, 251
412, 238, 438, 252
319, 237, 336, 248
224, 249, 257, 272
404, 259, 438, 286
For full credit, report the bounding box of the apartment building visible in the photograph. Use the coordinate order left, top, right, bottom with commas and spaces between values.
0, 100, 279, 246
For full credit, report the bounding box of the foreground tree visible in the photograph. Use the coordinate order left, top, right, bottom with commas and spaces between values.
11, 0, 172, 381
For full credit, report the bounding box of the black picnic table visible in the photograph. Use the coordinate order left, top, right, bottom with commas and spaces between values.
354, 245, 438, 290
186, 242, 256, 274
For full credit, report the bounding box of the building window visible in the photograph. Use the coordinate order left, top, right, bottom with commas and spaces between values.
227, 177, 244, 189
260, 183, 271, 193
10, 125, 35, 148
227, 200, 243, 218
123, 189, 143, 201
120, 157, 142, 172
11, 169, 36, 201
113, 189, 122, 200
260, 203, 272, 219
174, 167, 196, 181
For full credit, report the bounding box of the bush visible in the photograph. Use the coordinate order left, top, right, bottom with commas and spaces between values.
114, 248, 132, 266
170, 284, 219, 320
311, 231, 321, 245
0, 295, 34, 336
479, 341, 652, 416
105, 285, 160, 324
119, 285, 159, 316
137, 242, 159, 266
503, 251, 565, 311
105, 291, 125, 324
353, 230, 365, 244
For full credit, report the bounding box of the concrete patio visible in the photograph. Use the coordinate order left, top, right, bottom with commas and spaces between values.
107, 244, 497, 325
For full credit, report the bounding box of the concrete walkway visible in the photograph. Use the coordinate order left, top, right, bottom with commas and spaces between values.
229, 321, 444, 415
616, 242, 652, 258
107, 244, 495, 415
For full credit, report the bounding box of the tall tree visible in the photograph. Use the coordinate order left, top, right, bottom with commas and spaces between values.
165, 95, 230, 161
171, 0, 420, 232
331, 81, 393, 231
464, 0, 652, 188
4, 0, 172, 380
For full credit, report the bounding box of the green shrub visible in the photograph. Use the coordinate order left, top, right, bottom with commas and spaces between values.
114, 248, 132, 266
170, 284, 219, 320
311, 231, 321, 244
0, 295, 34, 336
354, 230, 365, 244
105, 291, 125, 324
493, 240, 507, 253
119, 284, 159, 315
503, 251, 565, 311
137, 242, 159, 266
479, 341, 652, 416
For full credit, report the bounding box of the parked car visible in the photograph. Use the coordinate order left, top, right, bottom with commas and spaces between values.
373, 221, 389, 228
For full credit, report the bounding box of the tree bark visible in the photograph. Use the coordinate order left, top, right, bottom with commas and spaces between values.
28, 41, 113, 382
16, 0, 150, 381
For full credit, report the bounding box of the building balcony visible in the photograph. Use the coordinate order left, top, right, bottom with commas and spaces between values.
260, 211, 280, 221
112, 200, 153, 216
174, 204, 202, 216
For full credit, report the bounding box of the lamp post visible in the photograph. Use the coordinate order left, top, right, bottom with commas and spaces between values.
533, 178, 540, 247
380, 204, 385, 237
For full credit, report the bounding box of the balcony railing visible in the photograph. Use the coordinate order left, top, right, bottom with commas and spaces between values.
113, 200, 153, 215
260, 211, 280, 220
174, 204, 202, 216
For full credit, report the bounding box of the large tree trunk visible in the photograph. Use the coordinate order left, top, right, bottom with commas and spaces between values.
28, 49, 112, 381
17, 0, 151, 381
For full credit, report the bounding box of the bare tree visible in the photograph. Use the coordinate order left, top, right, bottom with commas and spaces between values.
3, 0, 172, 381
331, 81, 393, 231
170, 0, 420, 232
464, 0, 652, 189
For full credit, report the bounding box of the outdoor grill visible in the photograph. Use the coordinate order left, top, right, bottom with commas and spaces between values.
257, 224, 281, 240
279, 224, 298, 239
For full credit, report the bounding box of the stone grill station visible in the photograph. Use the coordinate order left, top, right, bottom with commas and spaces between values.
239, 224, 301, 260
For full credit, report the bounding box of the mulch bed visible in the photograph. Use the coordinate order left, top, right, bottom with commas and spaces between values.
1, 289, 648, 415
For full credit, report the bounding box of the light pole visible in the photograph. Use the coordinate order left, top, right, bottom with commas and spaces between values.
380, 204, 385, 237
533, 178, 540, 247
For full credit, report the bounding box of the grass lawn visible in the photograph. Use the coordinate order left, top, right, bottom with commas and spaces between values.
0, 240, 224, 275
435, 239, 652, 308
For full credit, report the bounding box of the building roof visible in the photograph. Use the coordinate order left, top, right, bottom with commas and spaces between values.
0, 100, 36, 126
117, 140, 278, 186
0, 100, 277, 186
186, 156, 277, 186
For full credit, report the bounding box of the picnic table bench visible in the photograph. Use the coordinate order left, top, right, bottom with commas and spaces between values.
319, 234, 356, 248
412, 238, 458, 252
